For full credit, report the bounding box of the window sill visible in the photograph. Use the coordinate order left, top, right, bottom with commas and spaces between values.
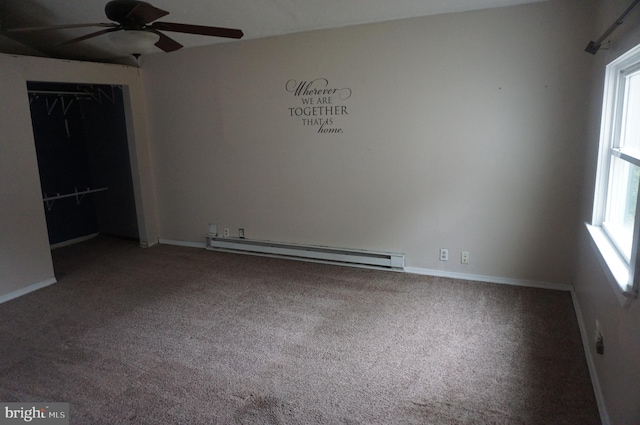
585, 223, 637, 307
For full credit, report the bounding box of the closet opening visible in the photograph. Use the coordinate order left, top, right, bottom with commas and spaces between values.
27, 81, 139, 249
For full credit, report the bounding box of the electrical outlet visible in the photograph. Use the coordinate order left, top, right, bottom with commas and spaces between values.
461, 251, 470, 264
238, 228, 245, 238
439, 248, 448, 261
223, 228, 230, 238
596, 332, 604, 355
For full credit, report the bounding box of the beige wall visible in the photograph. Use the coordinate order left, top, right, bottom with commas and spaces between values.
0, 58, 52, 295
0, 53, 158, 299
573, 0, 640, 423
142, 0, 593, 284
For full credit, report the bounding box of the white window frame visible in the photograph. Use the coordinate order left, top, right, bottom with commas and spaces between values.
589, 43, 640, 305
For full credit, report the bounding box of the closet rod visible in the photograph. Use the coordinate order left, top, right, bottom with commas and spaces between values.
43, 187, 108, 211
43, 187, 108, 202
586, 0, 640, 54
28, 90, 93, 97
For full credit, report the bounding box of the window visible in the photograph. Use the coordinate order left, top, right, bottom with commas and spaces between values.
590, 43, 640, 302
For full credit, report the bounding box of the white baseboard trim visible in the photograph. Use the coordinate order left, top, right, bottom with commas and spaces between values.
0, 277, 57, 304
404, 267, 572, 292
50, 233, 99, 250
159, 239, 207, 249
570, 288, 609, 425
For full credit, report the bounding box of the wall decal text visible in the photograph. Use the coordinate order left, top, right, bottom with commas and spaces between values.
286, 79, 352, 134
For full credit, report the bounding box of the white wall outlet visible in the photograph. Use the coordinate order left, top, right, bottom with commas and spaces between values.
461, 251, 470, 264
439, 248, 448, 261
238, 228, 245, 238
223, 228, 230, 238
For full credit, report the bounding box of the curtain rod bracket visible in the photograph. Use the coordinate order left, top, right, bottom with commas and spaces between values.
586, 0, 640, 55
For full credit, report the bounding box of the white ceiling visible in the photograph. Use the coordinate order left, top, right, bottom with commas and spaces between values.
0, 0, 544, 65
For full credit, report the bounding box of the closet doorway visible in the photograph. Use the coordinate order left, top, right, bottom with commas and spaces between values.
28, 82, 139, 248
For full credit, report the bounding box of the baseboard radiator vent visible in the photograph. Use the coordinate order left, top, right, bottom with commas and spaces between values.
205, 236, 405, 271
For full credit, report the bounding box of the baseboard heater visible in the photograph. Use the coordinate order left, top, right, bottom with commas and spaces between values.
205, 235, 405, 270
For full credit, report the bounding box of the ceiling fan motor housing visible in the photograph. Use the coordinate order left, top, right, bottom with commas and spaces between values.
105, 0, 165, 28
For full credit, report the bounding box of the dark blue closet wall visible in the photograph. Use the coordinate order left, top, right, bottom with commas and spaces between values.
28, 82, 138, 245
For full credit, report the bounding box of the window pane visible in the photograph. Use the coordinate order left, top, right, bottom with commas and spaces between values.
620, 70, 640, 152
604, 155, 640, 262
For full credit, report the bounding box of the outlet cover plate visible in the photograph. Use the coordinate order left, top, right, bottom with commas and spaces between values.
461, 251, 470, 264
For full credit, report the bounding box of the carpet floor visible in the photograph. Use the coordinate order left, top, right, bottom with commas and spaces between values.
0, 236, 599, 424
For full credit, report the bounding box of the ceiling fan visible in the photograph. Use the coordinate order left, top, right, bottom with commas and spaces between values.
7, 0, 244, 56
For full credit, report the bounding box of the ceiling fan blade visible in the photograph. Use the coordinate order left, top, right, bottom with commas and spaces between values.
150, 22, 243, 39
7, 23, 117, 33
125, 2, 169, 24
56, 27, 122, 46
148, 29, 183, 52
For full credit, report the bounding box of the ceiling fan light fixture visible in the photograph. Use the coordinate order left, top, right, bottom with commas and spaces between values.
11, 1, 243, 57
108, 30, 160, 55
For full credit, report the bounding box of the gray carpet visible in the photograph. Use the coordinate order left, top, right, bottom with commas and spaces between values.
0, 236, 599, 424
